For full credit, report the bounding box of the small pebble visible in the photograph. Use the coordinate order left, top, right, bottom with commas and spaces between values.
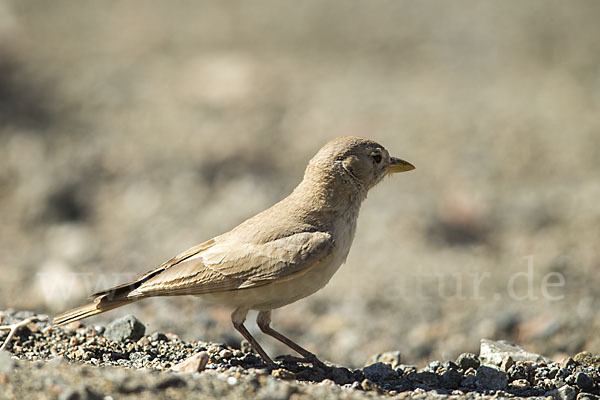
500, 355, 514, 371
150, 332, 168, 342
271, 368, 295, 380
363, 362, 397, 382
576, 372, 595, 392
476, 365, 507, 390
104, 315, 145, 342
360, 379, 378, 391
440, 368, 462, 389
456, 353, 480, 370
170, 352, 209, 373
219, 349, 233, 359
557, 384, 578, 400
509, 378, 530, 391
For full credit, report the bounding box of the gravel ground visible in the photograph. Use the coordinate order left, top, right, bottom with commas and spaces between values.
2, 310, 600, 400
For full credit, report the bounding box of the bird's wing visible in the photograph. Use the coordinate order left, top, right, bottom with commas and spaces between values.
124, 231, 334, 298
89, 238, 218, 298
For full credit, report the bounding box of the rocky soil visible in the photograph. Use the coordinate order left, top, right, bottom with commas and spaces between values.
2, 310, 600, 400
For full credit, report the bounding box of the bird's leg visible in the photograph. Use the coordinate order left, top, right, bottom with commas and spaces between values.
230, 308, 275, 367
256, 310, 327, 370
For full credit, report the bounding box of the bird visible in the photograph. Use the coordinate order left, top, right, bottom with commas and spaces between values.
53, 136, 414, 368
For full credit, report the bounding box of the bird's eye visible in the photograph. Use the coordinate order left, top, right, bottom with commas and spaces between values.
371, 152, 382, 164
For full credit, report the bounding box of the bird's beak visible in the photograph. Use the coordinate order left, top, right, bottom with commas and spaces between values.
386, 157, 415, 174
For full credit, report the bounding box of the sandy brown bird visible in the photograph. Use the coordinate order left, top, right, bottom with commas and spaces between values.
54, 136, 414, 367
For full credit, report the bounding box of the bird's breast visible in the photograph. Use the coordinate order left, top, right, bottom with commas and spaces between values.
328, 208, 359, 272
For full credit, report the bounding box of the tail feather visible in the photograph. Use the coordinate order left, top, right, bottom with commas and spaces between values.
53, 296, 137, 326
55, 240, 207, 325
53, 267, 158, 326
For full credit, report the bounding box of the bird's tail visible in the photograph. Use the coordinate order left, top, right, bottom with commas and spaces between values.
53, 263, 168, 326
53, 297, 138, 326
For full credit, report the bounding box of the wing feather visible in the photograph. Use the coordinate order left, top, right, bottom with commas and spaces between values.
127, 232, 334, 297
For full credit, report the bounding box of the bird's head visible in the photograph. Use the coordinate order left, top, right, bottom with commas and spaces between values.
305, 136, 415, 193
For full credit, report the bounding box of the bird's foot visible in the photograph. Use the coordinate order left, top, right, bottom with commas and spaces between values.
0, 314, 48, 352
275, 354, 329, 371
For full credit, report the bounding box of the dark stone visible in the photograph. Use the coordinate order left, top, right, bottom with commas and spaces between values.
392, 378, 412, 392
548, 367, 560, 379
576, 372, 595, 392
461, 374, 476, 389
576, 393, 600, 400
104, 315, 145, 342
330, 366, 354, 385
457, 353, 480, 371
441, 368, 463, 389
443, 361, 460, 371
150, 332, 168, 342
362, 362, 398, 382
476, 365, 508, 390
410, 371, 439, 388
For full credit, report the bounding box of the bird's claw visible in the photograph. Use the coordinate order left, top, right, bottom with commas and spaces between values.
275, 354, 329, 370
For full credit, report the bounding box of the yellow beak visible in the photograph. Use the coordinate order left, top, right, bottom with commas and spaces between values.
387, 157, 415, 173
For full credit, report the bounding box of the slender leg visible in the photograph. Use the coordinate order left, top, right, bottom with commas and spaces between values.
256, 310, 327, 369
230, 307, 275, 366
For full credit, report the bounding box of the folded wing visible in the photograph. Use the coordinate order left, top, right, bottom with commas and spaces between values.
119, 231, 334, 298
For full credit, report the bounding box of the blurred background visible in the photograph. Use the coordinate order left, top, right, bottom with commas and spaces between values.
1, 0, 599, 368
